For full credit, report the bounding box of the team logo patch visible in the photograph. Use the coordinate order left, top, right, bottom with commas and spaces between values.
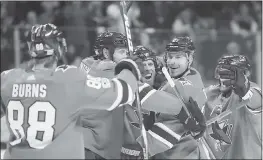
210, 119, 233, 152
179, 78, 192, 86
55, 65, 76, 72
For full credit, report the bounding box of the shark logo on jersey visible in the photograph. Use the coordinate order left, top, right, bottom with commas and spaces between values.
210, 119, 233, 152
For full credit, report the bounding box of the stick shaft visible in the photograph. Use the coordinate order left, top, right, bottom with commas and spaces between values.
119, 1, 148, 159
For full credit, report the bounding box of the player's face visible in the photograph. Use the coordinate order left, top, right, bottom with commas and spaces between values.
219, 78, 232, 93
113, 47, 128, 63
166, 51, 189, 78
141, 59, 156, 86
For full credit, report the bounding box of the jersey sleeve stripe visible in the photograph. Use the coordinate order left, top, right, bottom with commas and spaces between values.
139, 83, 150, 92
246, 105, 262, 114
154, 123, 182, 140
126, 83, 134, 104
141, 89, 156, 105
148, 130, 173, 149
132, 85, 156, 106
107, 78, 123, 111
149, 123, 181, 146
119, 79, 129, 104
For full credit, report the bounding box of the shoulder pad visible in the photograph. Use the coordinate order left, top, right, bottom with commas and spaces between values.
81, 57, 98, 66
55, 65, 77, 72
54, 65, 86, 82
1, 69, 14, 77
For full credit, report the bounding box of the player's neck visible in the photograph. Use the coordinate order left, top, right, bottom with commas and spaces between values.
32, 64, 56, 71
30, 56, 58, 71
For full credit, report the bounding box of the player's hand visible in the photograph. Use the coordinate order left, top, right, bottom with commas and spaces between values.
143, 111, 155, 131
115, 59, 141, 81
121, 144, 143, 160
178, 97, 206, 139
218, 64, 250, 98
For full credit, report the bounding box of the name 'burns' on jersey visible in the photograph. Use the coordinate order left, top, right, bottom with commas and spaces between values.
0, 65, 135, 159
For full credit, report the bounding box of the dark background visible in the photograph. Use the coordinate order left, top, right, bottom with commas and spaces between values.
1, 1, 262, 86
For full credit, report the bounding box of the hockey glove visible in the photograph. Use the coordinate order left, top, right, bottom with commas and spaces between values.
178, 97, 206, 139
121, 144, 143, 160
218, 64, 250, 98
143, 111, 155, 131
115, 59, 141, 81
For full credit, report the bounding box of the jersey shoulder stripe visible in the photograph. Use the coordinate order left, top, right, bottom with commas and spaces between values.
132, 83, 156, 106
107, 78, 133, 111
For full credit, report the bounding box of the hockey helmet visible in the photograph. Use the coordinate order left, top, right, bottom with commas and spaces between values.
215, 54, 251, 79
94, 31, 128, 60
26, 23, 67, 59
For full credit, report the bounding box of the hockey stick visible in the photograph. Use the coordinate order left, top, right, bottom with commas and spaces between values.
206, 95, 249, 125
162, 67, 216, 159
162, 67, 192, 116
119, 1, 149, 159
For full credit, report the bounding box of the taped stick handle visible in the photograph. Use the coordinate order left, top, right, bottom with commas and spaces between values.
119, 1, 148, 159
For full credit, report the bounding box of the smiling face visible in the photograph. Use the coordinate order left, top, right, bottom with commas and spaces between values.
141, 59, 156, 86
166, 51, 191, 78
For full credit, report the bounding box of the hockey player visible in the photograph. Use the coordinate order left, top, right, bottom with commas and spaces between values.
133, 45, 166, 89
141, 36, 208, 159
80, 31, 129, 159
80, 32, 207, 159
120, 43, 208, 159
203, 55, 262, 159
0, 24, 143, 159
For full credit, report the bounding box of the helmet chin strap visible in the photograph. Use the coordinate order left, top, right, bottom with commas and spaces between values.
171, 58, 191, 79
172, 67, 189, 79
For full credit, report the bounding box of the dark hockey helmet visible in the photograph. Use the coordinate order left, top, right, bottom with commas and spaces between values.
133, 45, 163, 72
215, 55, 251, 79
94, 31, 128, 60
164, 36, 195, 62
26, 23, 67, 59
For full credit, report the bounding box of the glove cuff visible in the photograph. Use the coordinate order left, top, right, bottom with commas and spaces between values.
115, 59, 141, 80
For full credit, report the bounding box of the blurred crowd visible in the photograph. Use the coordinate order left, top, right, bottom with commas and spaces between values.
1, 1, 262, 85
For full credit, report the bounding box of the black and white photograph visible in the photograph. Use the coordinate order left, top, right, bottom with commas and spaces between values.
0, 1, 262, 159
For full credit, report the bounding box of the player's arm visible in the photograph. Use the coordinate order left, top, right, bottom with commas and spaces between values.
218, 64, 262, 111
75, 59, 141, 113
135, 83, 183, 114
76, 69, 136, 112
243, 85, 262, 112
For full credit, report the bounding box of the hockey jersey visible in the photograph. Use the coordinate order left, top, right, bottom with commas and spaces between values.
81, 58, 199, 158
0, 65, 135, 159
80, 57, 125, 159
203, 82, 262, 159
147, 68, 208, 158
